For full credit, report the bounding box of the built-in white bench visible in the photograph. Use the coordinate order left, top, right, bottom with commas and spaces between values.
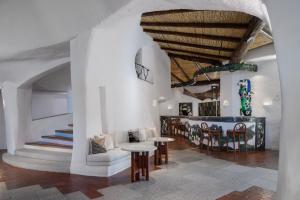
85, 128, 157, 177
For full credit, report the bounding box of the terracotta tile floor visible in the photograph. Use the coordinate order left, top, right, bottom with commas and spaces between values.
217, 186, 275, 200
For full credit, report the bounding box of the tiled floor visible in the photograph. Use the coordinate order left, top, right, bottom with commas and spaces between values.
0, 136, 278, 199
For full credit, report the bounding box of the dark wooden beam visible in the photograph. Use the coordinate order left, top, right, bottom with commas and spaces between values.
171, 72, 185, 83
154, 38, 234, 52
231, 16, 265, 63
143, 29, 241, 43
168, 53, 221, 65
141, 22, 248, 29
172, 58, 190, 81
172, 79, 220, 88
142, 9, 196, 17
163, 47, 230, 60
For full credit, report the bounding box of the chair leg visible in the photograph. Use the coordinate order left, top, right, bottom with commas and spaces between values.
244, 133, 247, 152
218, 134, 221, 151
233, 135, 236, 158
206, 138, 209, 154
238, 134, 241, 152
226, 133, 229, 151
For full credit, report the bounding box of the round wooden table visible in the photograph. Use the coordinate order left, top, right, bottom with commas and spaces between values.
149, 137, 175, 165
121, 144, 157, 182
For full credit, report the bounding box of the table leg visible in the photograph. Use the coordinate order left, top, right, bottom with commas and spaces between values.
137, 152, 141, 181
131, 152, 135, 182
165, 143, 168, 164
146, 152, 149, 181
141, 152, 145, 176
158, 142, 162, 165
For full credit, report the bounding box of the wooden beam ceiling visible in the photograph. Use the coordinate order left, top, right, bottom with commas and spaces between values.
230, 16, 265, 63
171, 72, 185, 83
172, 58, 190, 81
168, 53, 221, 65
162, 47, 230, 60
141, 10, 271, 88
141, 9, 197, 17
154, 38, 235, 52
143, 29, 241, 43
140, 22, 249, 29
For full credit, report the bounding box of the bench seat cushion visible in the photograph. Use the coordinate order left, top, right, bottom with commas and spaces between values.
87, 148, 130, 166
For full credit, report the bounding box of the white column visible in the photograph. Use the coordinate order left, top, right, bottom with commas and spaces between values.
69, 31, 90, 175
265, 0, 300, 199
2, 82, 32, 154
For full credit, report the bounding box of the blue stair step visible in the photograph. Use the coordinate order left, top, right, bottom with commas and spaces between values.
55, 129, 73, 139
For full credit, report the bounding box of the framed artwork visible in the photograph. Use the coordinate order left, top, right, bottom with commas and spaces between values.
179, 103, 193, 116
198, 101, 220, 116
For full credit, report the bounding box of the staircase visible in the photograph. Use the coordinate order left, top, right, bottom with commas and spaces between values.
25, 124, 73, 153
2, 124, 74, 173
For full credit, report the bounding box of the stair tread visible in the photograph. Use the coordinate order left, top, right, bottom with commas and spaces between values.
55, 129, 73, 134
3, 153, 70, 166
42, 135, 73, 141
16, 148, 72, 156
25, 142, 73, 149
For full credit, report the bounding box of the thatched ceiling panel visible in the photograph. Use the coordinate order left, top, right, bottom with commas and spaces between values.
147, 33, 239, 49
143, 26, 247, 37
159, 43, 232, 57
249, 32, 273, 50
141, 10, 252, 24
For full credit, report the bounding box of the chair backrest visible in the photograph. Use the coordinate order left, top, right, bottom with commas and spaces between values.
233, 123, 246, 134
201, 122, 209, 130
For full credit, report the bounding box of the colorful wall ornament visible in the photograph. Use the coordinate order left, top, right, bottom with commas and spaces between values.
238, 79, 253, 116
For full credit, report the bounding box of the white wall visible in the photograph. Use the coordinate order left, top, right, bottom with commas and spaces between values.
31, 113, 72, 141
264, 0, 300, 199
31, 92, 70, 120
0, 92, 6, 149
159, 86, 219, 117
70, 15, 171, 176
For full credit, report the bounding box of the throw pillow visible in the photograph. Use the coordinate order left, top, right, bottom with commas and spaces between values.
128, 129, 140, 143
103, 134, 114, 150
90, 137, 107, 154
139, 129, 147, 142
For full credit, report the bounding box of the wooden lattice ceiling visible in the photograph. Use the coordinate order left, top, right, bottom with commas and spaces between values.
140, 10, 273, 87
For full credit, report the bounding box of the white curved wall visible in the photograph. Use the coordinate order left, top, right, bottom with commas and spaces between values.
264, 0, 300, 199
0, 0, 131, 59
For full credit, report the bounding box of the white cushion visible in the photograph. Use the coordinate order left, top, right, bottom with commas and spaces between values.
139, 129, 147, 142
103, 134, 114, 150
87, 148, 130, 166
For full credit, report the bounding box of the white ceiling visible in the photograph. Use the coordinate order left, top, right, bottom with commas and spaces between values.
0, 0, 131, 60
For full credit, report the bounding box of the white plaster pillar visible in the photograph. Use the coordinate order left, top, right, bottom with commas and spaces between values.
70, 31, 90, 175
2, 82, 32, 154
264, 0, 300, 199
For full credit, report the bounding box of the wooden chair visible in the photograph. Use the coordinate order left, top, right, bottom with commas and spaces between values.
200, 122, 212, 154
226, 123, 247, 154
170, 119, 180, 135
